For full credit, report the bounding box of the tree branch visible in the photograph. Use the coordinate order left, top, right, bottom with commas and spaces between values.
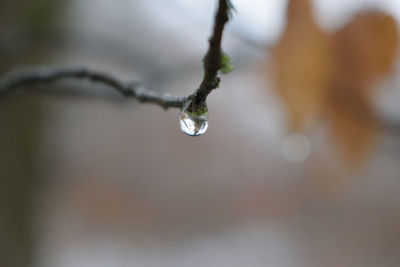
0, 66, 187, 109
0, 0, 232, 110
194, 0, 231, 105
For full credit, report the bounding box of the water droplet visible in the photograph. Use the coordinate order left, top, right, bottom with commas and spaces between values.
179, 99, 208, 136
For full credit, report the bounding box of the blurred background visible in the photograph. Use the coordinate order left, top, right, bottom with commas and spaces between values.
1, 0, 400, 266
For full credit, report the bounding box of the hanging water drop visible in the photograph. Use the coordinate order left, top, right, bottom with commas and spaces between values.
179, 99, 208, 136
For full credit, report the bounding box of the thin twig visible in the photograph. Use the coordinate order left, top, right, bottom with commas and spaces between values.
0, 66, 187, 109
194, 0, 230, 105
0, 0, 231, 110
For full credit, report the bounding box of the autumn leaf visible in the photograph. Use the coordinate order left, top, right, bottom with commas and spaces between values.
328, 12, 398, 164
271, 0, 332, 131
333, 12, 398, 94
270, 0, 399, 165
325, 82, 378, 164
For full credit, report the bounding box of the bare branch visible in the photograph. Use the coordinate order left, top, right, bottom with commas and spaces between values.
0, 0, 232, 109
0, 66, 187, 109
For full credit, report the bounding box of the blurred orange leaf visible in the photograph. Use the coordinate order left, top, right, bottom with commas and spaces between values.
271, 0, 332, 131
271, 0, 398, 164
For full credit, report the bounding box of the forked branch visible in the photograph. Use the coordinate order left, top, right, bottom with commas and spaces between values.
0, 0, 232, 109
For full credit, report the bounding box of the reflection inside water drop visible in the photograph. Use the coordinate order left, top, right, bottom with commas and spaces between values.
179, 100, 208, 136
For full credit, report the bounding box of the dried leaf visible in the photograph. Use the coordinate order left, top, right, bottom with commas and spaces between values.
271, 0, 332, 131
333, 12, 398, 94
270, 0, 399, 164
326, 83, 377, 164
327, 11, 398, 164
